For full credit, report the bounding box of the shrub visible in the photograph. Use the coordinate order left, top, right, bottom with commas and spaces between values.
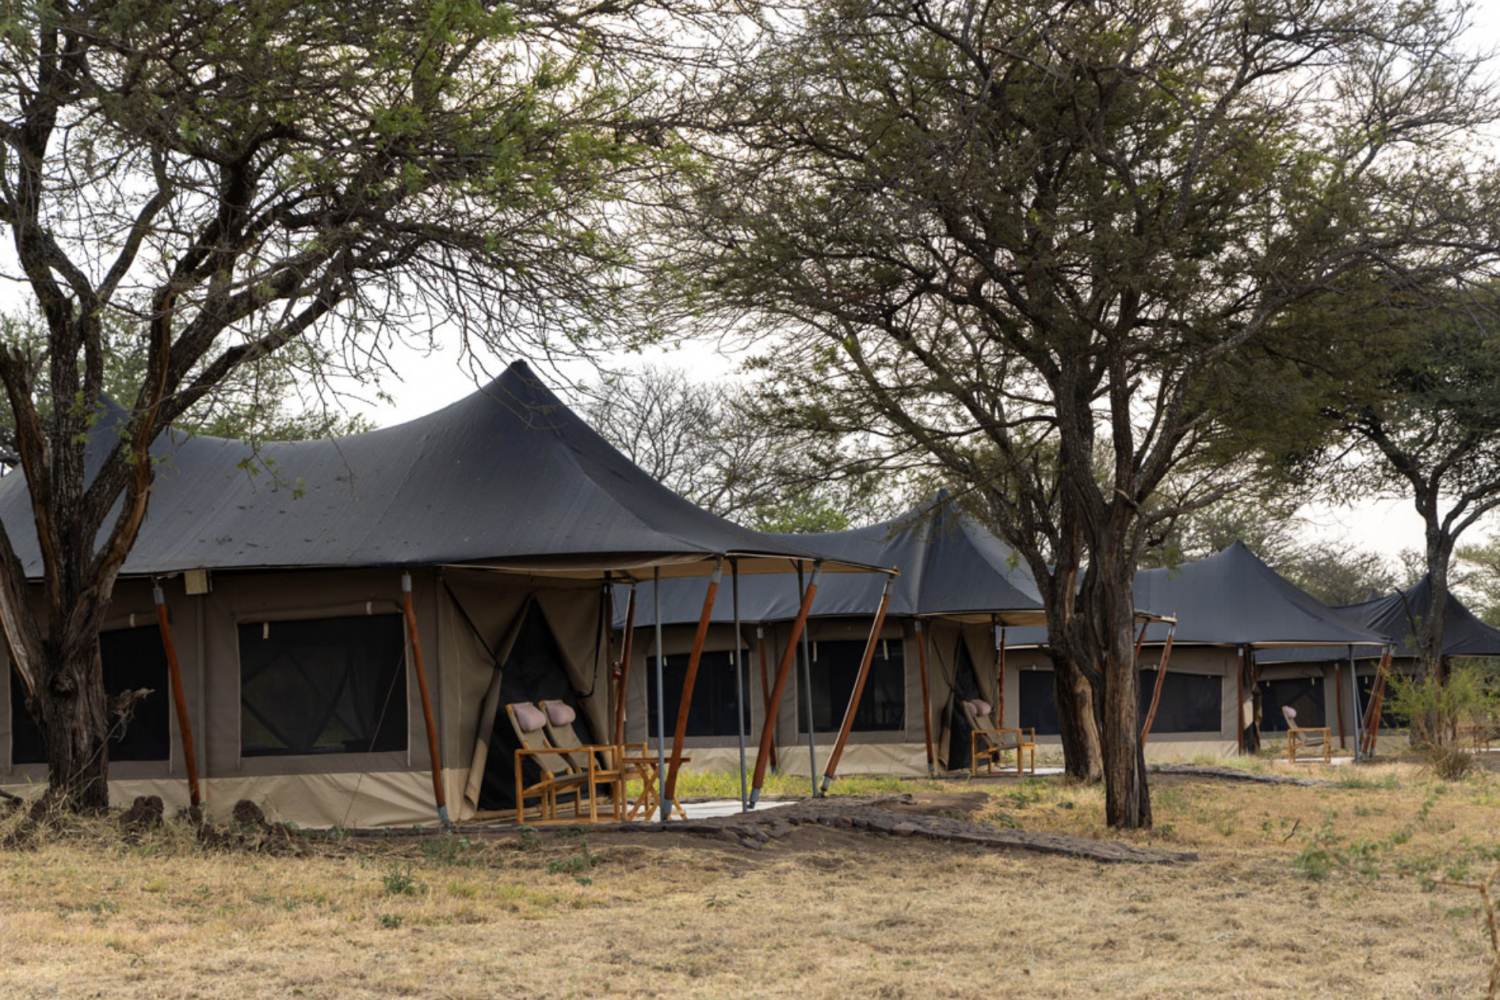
1384, 663, 1500, 748
1423, 743, 1476, 782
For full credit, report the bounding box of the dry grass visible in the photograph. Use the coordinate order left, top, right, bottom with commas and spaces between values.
3, 757, 1500, 999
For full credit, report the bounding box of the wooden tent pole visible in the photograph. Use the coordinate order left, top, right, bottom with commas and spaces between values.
749, 562, 822, 807
1140, 624, 1176, 743
612, 584, 637, 746
1132, 618, 1148, 667
1362, 645, 1394, 756
401, 572, 448, 827
731, 559, 748, 812
994, 617, 1006, 729
1236, 646, 1246, 755
797, 563, 819, 796
1334, 657, 1347, 750
653, 567, 668, 821
1140, 626, 1176, 743
914, 621, 935, 776
757, 627, 776, 769
821, 578, 893, 792
152, 582, 200, 809
665, 561, 722, 802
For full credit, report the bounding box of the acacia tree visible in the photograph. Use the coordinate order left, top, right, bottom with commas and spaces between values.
0, 0, 707, 810
1287, 289, 1500, 680
585, 364, 902, 528
669, 0, 1498, 826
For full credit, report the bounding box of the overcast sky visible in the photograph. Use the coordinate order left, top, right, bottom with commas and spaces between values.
328, 5, 1500, 569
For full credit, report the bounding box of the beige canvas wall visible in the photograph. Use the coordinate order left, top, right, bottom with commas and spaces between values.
1, 567, 610, 828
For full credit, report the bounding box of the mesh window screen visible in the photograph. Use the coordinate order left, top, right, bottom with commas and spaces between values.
9, 625, 172, 764
646, 650, 751, 738
798, 639, 904, 733
1259, 676, 1326, 731
239, 615, 407, 757
1138, 670, 1222, 733
1018, 669, 1061, 735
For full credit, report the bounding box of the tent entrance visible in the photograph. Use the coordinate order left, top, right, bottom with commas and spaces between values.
476, 605, 596, 812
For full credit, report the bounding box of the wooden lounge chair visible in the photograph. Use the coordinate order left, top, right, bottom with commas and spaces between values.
966, 700, 1036, 777
1282, 706, 1331, 764
539, 699, 634, 822
507, 702, 595, 824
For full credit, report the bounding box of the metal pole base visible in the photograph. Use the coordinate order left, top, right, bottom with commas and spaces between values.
748, 787, 760, 809
819, 775, 833, 795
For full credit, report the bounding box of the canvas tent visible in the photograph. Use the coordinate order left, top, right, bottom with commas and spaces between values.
1002, 543, 1391, 758
616, 497, 1048, 779
0, 361, 879, 826
1257, 576, 1500, 742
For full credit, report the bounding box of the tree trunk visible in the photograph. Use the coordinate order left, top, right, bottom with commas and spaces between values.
1048, 649, 1103, 782
1245, 649, 1262, 753
1419, 532, 1453, 680
30, 640, 111, 812
1092, 552, 1151, 830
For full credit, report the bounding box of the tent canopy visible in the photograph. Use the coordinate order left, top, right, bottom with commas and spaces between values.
0, 361, 887, 582
617, 494, 1048, 627
1261, 574, 1500, 663
1002, 541, 1390, 649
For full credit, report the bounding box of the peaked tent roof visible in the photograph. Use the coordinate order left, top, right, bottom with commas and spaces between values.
0, 361, 886, 581
1261, 575, 1500, 662
1003, 541, 1390, 648
618, 495, 1047, 627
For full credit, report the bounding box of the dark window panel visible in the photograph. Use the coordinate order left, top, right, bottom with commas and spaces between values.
239, 614, 407, 757
645, 650, 752, 739
797, 638, 904, 734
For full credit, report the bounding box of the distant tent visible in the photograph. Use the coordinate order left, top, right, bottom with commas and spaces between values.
1002, 542, 1390, 757
0, 362, 876, 826
1262, 575, 1500, 662
617, 496, 1047, 777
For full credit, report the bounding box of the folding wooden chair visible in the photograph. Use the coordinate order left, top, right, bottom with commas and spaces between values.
966, 700, 1036, 776
507, 702, 594, 824
540, 699, 635, 821
1283, 706, 1331, 764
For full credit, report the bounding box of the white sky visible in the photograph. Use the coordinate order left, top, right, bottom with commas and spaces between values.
341, 3, 1500, 569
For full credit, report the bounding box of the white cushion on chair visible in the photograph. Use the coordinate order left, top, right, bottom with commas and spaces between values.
512, 702, 547, 733
967, 700, 991, 718
543, 700, 576, 726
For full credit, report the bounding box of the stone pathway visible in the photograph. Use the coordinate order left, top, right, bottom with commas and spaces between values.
1150, 763, 1335, 787
605, 794, 1196, 865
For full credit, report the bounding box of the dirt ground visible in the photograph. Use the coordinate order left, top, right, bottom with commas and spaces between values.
2, 757, 1498, 999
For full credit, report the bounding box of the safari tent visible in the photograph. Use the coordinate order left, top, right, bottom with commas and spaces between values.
0, 361, 866, 827
1257, 575, 1500, 742
617, 498, 1047, 780
1002, 543, 1391, 758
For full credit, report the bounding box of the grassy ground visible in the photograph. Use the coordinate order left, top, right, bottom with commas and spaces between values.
3, 755, 1499, 999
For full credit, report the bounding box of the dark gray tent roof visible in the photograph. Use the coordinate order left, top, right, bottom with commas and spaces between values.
1260, 575, 1500, 663
0, 361, 883, 580
1003, 541, 1390, 648
616, 495, 1047, 627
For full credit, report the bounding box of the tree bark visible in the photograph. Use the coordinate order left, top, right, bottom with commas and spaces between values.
1048, 648, 1103, 782
29, 641, 111, 812
1093, 562, 1151, 830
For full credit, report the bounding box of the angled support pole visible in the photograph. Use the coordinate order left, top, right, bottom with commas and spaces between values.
749, 561, 822, 807
152, 581, 200, 810
994, 617, 1007, 729
821, 576, 894, 793
613, 583, 637, 746
757, 626, 776, 769
1140, 621, 1177, 743
731, 559, 749, 812
1361, 644, 1395, 757
402, 572, 448, 827
665, 560, 722, 802
914, 620, 935, 777
797, 563, 819, 795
